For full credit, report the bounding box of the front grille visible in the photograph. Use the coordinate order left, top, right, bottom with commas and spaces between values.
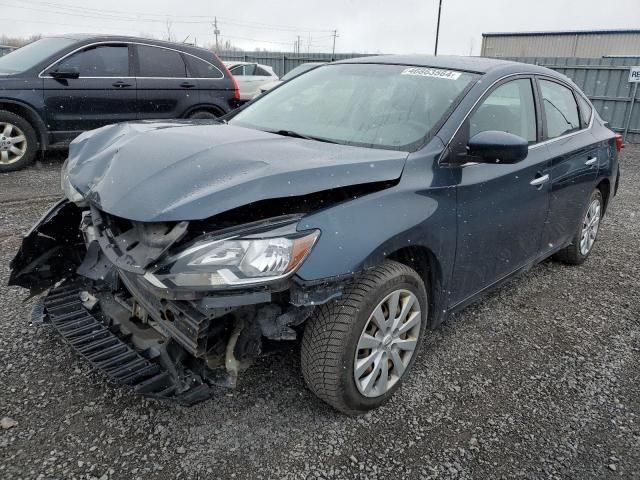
118, 271, 212, 357
43, 284, 213, 405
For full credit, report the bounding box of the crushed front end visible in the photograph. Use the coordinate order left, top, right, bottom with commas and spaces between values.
9, 199, 333, 405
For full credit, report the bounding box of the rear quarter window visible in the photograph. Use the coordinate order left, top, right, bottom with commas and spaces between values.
576, 94, 593, 127
184, 54, 223, 79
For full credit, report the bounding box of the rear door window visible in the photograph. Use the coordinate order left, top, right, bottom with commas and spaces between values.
539, 79, 581, 138
470, 78, 537, 143
137, 45, 186, 78
55, 44, 129, 77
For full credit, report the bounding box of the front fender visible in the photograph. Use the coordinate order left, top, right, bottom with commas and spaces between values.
296, 185, 455, 281
9, 199, 84, 293
296, 138, 456, 284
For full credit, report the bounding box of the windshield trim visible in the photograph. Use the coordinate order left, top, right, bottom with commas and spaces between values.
228, 63, 481, 153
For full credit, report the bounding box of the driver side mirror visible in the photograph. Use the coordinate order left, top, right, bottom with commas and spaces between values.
467, 130, 528, 164
49, 65, 80, 79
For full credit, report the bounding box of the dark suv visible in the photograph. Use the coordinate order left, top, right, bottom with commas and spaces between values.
0, 35, 238, 172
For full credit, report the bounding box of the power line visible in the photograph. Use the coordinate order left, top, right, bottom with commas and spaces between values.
224, 34, 298, 46
221, 34, 329, 48
2, 2, 339, 51
0, 11, 335, 50
0, 14, 125, 31
17, 0, 334, 33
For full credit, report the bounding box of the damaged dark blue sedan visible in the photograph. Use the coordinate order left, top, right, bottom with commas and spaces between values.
9, 56, 621, 414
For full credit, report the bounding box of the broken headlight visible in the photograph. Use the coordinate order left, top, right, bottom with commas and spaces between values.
60, 159, 85, 204
143, 225, 320, 290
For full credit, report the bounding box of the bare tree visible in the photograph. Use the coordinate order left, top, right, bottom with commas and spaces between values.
0, 34, 41, 47
164, 19, 174, 42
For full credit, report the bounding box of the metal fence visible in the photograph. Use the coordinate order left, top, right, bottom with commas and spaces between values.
504, 56, 640, 143
217, 50, 376, 78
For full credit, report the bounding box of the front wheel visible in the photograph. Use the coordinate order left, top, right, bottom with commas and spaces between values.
0, 110, 38, 172
301, 260, 428, 415
555, 188, 603, 265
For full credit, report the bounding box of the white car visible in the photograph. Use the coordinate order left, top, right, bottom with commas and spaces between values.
253, 62, 326, 98
224, 61, 279, 101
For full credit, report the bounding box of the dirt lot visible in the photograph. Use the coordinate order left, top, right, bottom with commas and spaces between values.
0, 148, 638, 480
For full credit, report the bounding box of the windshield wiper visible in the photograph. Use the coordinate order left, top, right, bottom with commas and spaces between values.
271, 129, 337, 144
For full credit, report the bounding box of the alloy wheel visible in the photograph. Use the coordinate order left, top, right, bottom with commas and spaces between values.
0, 122, 27, 165
580, 197, 601, 256
354, 289, 422, 398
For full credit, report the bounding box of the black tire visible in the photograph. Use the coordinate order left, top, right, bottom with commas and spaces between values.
301, 260, 428, 415
0, 110, 38, 173
555, 188, 603, 265
187, 109, 219, 120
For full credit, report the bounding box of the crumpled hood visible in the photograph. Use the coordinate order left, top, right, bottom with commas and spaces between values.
66, 121, 408, 222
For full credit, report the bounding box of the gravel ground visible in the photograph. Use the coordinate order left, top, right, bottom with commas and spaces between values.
0, 148, 638, 480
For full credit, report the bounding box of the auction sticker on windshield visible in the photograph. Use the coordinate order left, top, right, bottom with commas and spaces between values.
401, 67, 461, 80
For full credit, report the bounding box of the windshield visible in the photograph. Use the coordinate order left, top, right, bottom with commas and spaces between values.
0, 37, 76, 74
230, 63, 477, 150
280, 63, 322, 81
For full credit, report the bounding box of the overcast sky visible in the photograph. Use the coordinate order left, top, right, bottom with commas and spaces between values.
2, 0, 640, 55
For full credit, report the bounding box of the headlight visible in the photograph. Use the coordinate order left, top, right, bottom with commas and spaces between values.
60, 159, 85, 204
143, 225, 320, 290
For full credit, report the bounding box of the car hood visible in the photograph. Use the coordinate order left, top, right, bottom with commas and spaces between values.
66, 121, 408, 222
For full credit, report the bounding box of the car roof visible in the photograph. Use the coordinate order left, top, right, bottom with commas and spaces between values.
225, 61, 271, 67
335, 54, 554, 76
45, 34, 215, 56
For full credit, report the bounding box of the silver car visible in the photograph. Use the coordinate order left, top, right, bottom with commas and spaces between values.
224, 61, 278, 101
253, 62, 326, 98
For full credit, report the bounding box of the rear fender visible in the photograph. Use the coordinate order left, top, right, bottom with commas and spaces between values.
9, 199, 84, 293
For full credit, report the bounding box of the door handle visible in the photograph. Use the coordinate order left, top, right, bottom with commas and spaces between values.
530, 173, 550, 187
180, 82, 196, 88
112, 81, 132, 88
585, 157, 598, 166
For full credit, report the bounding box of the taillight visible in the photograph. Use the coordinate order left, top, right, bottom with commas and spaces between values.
614, 133, 624, 153
230, 73, 240, 101
216, 54, 240, 101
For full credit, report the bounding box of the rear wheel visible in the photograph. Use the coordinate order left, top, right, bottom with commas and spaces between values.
301, 260, 428, 415
555, 188, 603, 265
188, 109, 220, 120
0, 110, 38, 172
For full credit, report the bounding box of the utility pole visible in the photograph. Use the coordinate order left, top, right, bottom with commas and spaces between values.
213, 16, 220, 53
331, 29, 338, 60
296, 35, 301, 55
434, 0, 443, 55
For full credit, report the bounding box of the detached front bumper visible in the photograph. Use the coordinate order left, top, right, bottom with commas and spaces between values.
10, 199, 343, 405
41, 284, 214, 405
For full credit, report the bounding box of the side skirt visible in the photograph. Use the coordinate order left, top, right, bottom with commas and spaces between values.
445, 243, 568, 318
